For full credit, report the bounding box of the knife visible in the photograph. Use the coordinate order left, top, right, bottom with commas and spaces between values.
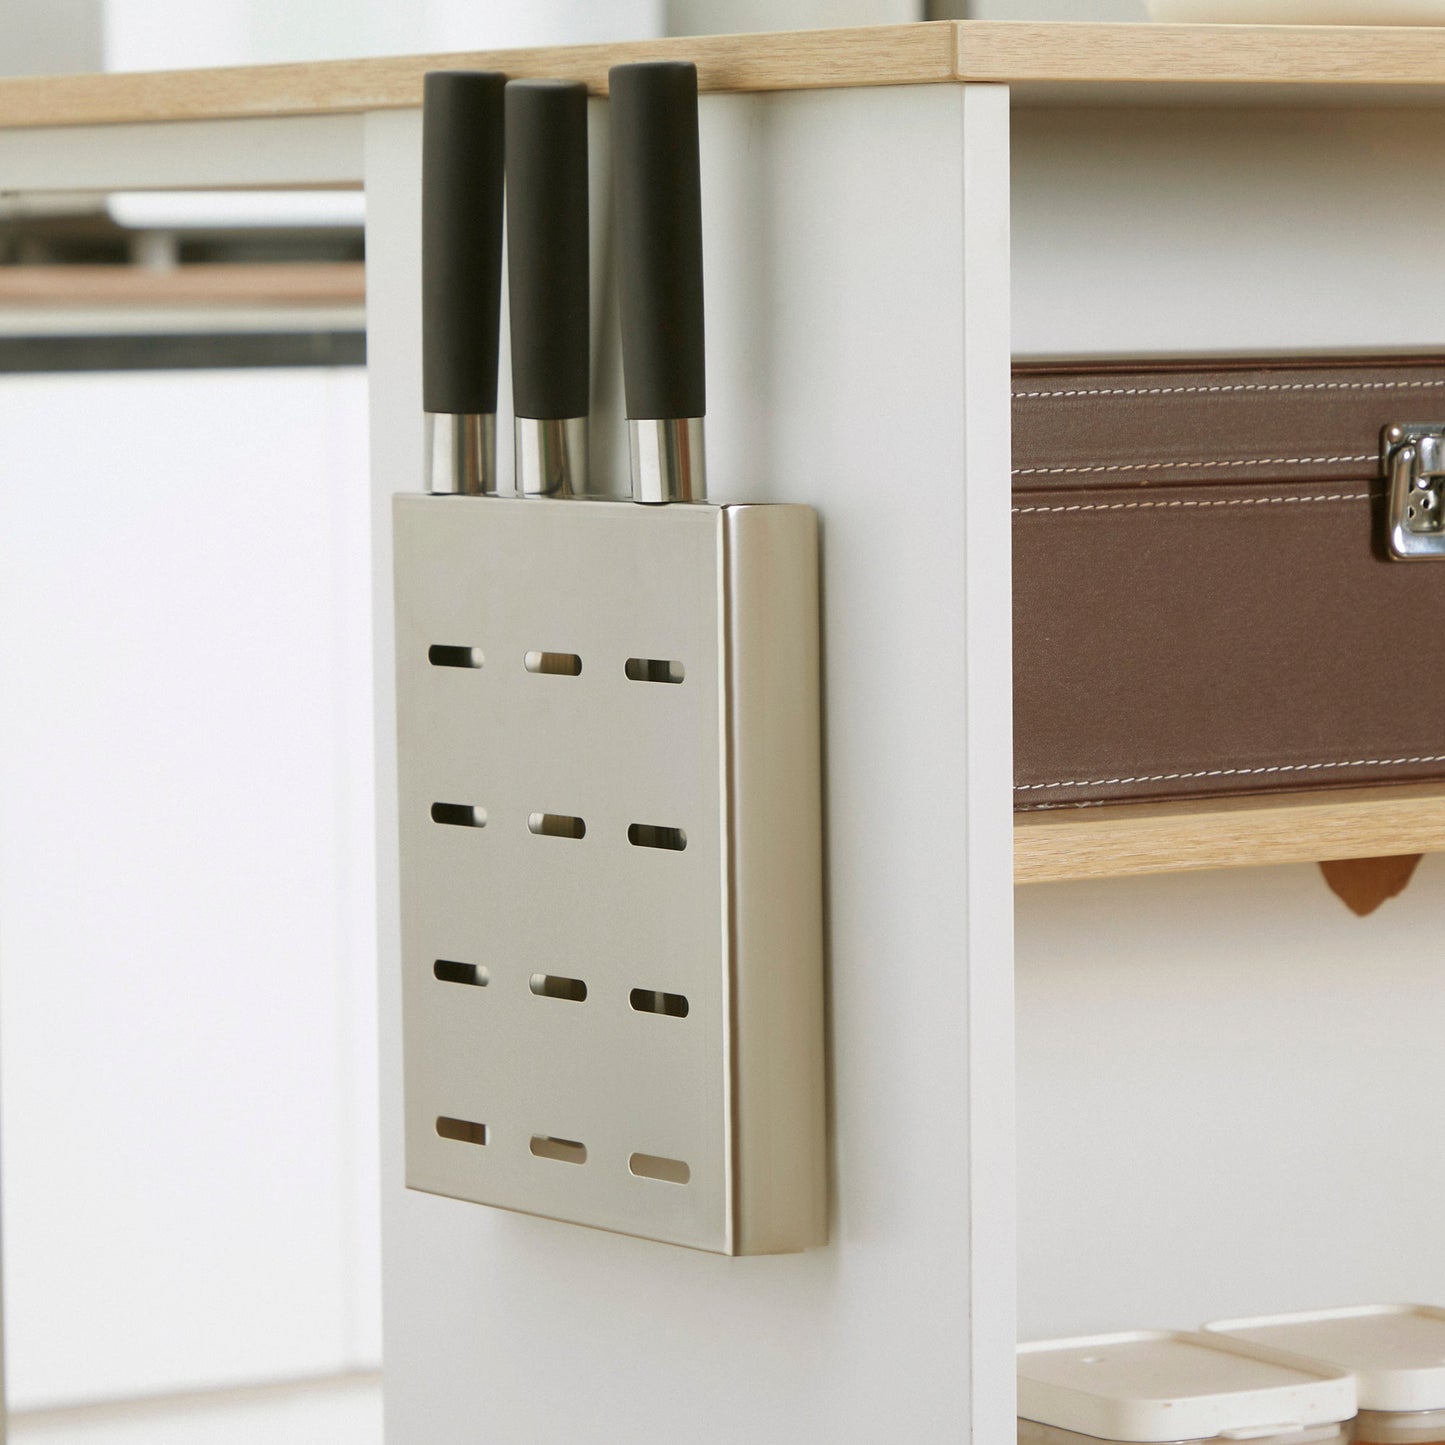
608, 60, 706, 504
506, 79, 590, 497
422, 70, 506, 495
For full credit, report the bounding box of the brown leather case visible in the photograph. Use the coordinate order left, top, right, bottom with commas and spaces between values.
1012, 356, 1445, 810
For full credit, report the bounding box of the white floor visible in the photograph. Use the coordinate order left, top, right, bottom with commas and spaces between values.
9, 1373, 383, 1445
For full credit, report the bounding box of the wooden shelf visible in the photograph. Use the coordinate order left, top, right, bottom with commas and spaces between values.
6, 22, 1445, 130
962, 21, 1445, 106
1015, 783, 1445, 885
0, 262, 364, 307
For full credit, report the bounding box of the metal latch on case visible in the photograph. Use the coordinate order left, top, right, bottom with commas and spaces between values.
1383, 424, 1445, 559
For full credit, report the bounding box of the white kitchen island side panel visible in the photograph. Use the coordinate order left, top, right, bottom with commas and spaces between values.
367, 81, 1015, 1444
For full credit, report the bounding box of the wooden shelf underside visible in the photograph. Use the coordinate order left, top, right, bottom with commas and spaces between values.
1015, 783, 1445, 885
8, 22, 1445, 131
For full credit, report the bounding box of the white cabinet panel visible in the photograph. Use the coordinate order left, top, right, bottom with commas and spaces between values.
1014, 107, 1445, 359
1017, 859, 1445, 1341
10, 1373, 382, 1445
0, 368, 378, 1408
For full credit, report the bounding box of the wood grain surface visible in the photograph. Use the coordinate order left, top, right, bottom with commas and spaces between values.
0, 25, 953, 130
0, 262, 365, 306
6, 23, 1445, 130
957, 20, 1445, 88
1015, 784, 1445, 884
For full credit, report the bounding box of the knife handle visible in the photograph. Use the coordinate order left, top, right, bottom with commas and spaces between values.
506, 79, 590, 424
609, 61, 705, 423
422, 71, 506, 418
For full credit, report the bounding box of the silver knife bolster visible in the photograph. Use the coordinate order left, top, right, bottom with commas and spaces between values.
629, 417, 706, 504
425, 412, 498, 495
515, 416, 588, 498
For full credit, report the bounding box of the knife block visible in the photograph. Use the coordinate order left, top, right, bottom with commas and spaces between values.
391, 494, 826, 1254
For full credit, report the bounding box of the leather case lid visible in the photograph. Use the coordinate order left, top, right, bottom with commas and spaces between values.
1013, 357, 1445, 810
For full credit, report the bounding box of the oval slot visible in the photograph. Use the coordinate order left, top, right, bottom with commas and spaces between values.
434, 960, 488, 987
625, 657, 685, 684
436, 1117, 488, 1146
428, 644, 483, 669
629, 1152, 690, 1185
628, 823, 687, 852
528, 812, 586, 840
629, 988, 689, 1018
524, 651, 582, 676
431, 802, 487, 828
530, 1135, 586, 1165
529, 973, 587, 1003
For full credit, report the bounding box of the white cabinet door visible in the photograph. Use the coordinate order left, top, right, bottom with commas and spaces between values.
0, 367, 379, 1409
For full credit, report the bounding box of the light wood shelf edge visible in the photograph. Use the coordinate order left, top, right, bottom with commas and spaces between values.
0, 25, 954, 131
1014, 783, 1445, 885
7, 22, 1445, 131
956, 20, 1445, 89
0, 263, 365, 307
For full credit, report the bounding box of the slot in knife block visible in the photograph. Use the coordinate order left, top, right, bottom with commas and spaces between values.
392, 494, 826, 1254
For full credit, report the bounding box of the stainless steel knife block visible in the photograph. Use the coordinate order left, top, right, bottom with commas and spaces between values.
392, 494, 826, 1254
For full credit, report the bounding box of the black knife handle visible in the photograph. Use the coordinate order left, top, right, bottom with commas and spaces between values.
422, 70, 506, 416
506, 79, 590, 421
609, 61, 705, 422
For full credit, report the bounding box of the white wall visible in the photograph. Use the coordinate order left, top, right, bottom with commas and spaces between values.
966, 0, 1146, 18
0, 367, 378, 1409
927, 0, 1145, 19
0, 0, 103, 76
667, 0, 920, 32
101, 0, 664, 71
99, 0, 931, 73
1013, 106, 1445, 358
1017, 859, 1445, 1338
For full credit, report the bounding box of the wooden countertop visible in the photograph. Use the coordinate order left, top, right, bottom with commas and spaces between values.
5, 21, 1445, 130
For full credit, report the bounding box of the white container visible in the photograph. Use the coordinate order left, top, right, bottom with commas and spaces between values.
1018, 1330, 1357, 1444
1207, 1308, 1445, 1445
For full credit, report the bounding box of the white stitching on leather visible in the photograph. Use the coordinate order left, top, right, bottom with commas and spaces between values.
1018, 755, 1445, 792
1014, 455, 1375, 477
1012, 491, 1368, 515
1013, 378, 1445, 400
